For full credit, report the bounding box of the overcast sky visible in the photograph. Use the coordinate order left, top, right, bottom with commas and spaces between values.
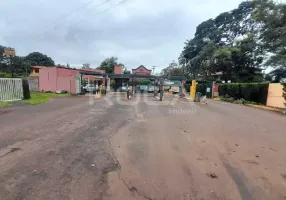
0, 0, 243, 72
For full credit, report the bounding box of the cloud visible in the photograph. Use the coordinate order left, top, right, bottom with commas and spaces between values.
0, 0, 243, 71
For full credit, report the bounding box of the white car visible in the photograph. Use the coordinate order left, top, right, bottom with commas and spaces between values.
148, 86, 155, 93
83, 84, 96, 92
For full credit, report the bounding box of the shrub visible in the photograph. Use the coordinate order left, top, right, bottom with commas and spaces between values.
240, 83, 268, 105
185, 84, 191, 92
219, 82, 269, 105
233, 99, 244, 104
197, 84, 207, 95
226, 83, 241, 99
219, 84, 228, 96
220, 96, 235, 103
0, 73, 12, 78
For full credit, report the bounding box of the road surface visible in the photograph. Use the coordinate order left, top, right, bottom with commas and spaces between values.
0, 94, 285, 200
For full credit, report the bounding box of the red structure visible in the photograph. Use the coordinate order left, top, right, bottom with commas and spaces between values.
114, 65, 123, 74
132, 65, 152, 75
39, 67, 105, 94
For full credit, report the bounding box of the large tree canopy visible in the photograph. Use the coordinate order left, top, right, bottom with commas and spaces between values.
161, 61, 183, 76
25, 52, 55, 66
98, 57, 121, 74
180, 0, 267, 82
253, 0, 286, 82
0, 45, 31, 77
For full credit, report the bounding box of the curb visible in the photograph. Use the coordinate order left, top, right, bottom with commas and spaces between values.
213, 99, 285, 114
244, 104, 282, 112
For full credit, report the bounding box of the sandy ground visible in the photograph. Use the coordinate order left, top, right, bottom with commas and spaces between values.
0, 94, 285, 200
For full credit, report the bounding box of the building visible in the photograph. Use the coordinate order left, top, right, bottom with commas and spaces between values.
114, 65, 124, 74
30, 66, 48, 77
110, 65, 129, 91
39, 67, 105, 94
132, 65, 152, 76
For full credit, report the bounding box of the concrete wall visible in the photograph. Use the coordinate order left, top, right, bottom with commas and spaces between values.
39, 67, 57, 92
26, 77, 39, 91
39, 67, 77, 93
56, 77, 77, 93
266, 83, 286, 108
39, 67, 107, 94
57, 68, 78, 77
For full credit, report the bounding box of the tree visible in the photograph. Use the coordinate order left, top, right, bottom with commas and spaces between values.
253, 0, 286, 82
122, 66, 131, 74
266, 67, 286, 83
98, 57, 119, 74
180, 0, 265, 82
82, 63, 91, 69
25, 52, 55, 66
161, 61, 183, 76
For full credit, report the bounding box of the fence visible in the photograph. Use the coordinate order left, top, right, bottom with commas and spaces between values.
0, 78, 23, 101
26, 77, 39, 91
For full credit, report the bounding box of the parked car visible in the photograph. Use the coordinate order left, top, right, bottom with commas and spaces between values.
83, 84, 96, 92
121, 85, 127, 92
148, 86, 155, 93
139, 85, 148, 93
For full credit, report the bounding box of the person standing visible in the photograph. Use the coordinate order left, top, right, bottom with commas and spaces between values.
95, 84, 99, 94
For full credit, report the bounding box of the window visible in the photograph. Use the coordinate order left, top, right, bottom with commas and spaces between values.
35, 69, 39, 73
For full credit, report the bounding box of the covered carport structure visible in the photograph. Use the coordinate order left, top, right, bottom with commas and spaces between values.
78, 70, 185, 101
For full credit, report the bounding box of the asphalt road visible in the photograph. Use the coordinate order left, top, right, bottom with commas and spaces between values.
0, 94, 285, 200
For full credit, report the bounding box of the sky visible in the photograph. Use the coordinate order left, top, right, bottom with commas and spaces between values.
0, 0, 244, 72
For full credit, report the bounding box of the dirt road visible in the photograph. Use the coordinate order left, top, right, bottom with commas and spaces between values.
0, 94, 285, 200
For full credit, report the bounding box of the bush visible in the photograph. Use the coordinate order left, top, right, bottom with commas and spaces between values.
233, 99, 244, 104
240, 83, 268, 105
0, 73, 12, 78
220, 96, 235, 103
185, 84, 191, 92
219, 82, 269, 105
197, 84, 207, 95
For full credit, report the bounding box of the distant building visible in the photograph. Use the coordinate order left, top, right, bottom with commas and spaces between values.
132, 65, 152, 76
38, 67, 105, 94
30, 66, 48, 77
114, 65, 124, 74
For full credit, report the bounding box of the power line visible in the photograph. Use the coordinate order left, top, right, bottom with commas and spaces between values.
38, 0, 130, 39
69, 0, 129, 28
55, 0, 98, 22
53, 0, 113, 29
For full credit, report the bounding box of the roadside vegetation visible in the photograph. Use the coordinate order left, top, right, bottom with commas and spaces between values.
0, 92, 71, 107
0, 101, 12, 108
159, 0, 286, 84
22, 92, 71, 105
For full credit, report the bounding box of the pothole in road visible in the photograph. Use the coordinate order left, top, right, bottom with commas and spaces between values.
206, 173, 218, 179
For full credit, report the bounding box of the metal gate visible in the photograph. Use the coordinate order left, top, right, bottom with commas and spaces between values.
0, 78, 23, 101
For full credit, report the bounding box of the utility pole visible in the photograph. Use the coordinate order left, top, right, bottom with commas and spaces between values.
152, 66, 156, 75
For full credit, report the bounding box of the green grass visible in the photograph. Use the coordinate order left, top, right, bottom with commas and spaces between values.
0, 101, 12, 108
22, 92, 71, 105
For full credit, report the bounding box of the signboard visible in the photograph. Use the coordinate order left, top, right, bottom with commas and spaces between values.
4, 48, 16, 56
